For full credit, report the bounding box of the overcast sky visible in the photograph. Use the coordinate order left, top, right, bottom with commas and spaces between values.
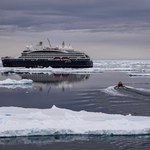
1, 0, 150, 59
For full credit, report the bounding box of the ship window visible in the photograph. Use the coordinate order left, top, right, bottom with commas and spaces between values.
23, 50, 31, 53
31, 51, 65, 54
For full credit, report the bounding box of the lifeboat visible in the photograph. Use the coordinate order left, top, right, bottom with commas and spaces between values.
62, 57, 69, 60
53, 57, 61, 60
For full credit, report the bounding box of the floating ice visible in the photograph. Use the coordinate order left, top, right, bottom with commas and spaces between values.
0, 78, 33, 89
0, 67, 102, 74
0, 106, 150, 137
0, 78, 33, 85
93, 60, 150, 72
0, 67, 53, 74
0, 60, 150, 74
128, 72, 150, 77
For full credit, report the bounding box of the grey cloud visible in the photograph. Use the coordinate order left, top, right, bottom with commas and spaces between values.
1, 0, 150, 32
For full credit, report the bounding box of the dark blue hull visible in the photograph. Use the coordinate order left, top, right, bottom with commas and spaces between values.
2, 58, 93, 68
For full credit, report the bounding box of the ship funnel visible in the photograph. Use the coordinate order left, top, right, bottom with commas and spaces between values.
36, 41, 43, 46
36, 41, 43, 50
40, 41, 43, 46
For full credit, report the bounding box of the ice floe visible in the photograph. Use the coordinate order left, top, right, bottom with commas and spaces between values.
94, 60, 150, 71
0, 78, 33, 89
0, 78, 33, 85
128, 72, 150, 77
0, 106, 150, 137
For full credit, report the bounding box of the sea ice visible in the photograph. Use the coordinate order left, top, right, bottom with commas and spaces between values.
0, 106, 150, 137
128, 72, 150, 77
0, 78, 33, 89
0, 78, 33, 85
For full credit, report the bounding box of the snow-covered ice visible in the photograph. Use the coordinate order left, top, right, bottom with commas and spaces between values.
0, 78, 33, 89
0, 106, 150, 137
0, 78, 33, 85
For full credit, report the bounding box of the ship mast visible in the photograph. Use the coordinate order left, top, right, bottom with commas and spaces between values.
47, 38, 52, 48
62, 41, 65, 48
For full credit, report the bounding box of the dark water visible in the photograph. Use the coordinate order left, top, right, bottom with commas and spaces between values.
0, 72, 150, 150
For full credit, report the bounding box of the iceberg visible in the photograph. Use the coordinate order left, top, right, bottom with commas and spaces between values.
0, 106, 150, 137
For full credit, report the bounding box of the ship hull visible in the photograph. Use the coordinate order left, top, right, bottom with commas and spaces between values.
2, 58, 93, 68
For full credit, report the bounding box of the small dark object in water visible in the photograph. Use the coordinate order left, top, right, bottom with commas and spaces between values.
115, 81, 125, 89
117, 81, 124, 88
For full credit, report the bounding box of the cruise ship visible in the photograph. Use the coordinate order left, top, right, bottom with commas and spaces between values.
2, 41, 93, 68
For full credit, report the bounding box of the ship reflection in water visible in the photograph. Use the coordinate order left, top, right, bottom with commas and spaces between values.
19, 73, 90, 91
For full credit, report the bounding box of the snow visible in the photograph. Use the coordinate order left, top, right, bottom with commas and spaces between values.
0, 78, 33, 89
0, 106, 150, 137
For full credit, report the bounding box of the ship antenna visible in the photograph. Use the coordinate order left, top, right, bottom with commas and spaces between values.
47, 38, 52, 48
62, 41, 65, 48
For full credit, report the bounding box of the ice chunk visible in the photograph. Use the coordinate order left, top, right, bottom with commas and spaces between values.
0, 78, 33, 89
0, 78, 33, 85
0, 106, 150, 137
